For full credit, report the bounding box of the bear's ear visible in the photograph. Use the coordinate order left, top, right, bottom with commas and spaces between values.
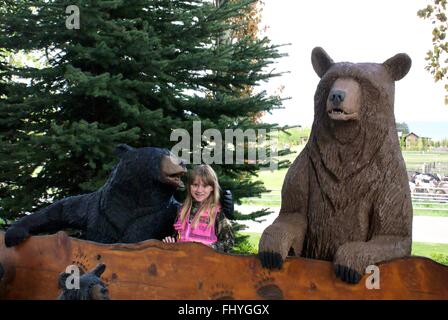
91, 263, 106, 277
312, 47, 334, 78
115, 144, 134, 158
383, 53, 412, 81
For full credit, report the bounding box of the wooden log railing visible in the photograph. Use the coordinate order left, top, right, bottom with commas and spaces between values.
0, 231, 447, 300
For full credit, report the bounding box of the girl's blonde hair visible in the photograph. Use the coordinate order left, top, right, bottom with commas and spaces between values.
178, 164, 221, 228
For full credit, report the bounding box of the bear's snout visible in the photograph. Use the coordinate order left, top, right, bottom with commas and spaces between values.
329, 90, 345, 107
326, 78, 361, 121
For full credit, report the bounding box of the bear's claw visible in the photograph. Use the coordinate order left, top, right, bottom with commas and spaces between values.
4, 226, 30, 248
258, 251, 283, 270
334, 264, 361, 284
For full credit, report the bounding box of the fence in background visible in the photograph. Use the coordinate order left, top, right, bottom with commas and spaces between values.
244, 188, 448, 212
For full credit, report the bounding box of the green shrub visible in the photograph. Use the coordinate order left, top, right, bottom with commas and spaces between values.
231, 235, 258, 255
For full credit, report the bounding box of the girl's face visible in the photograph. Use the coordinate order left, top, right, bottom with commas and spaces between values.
190, 176, 213, 203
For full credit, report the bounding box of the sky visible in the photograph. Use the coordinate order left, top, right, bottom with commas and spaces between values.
259, 0, 448, 139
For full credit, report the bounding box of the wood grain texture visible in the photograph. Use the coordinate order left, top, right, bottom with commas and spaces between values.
0, 231, 447, 300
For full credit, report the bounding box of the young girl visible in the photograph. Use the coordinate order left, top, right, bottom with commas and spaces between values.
162, 164, 234, 252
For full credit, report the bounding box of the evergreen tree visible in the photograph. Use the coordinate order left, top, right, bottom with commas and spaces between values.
0, 0, 288, 248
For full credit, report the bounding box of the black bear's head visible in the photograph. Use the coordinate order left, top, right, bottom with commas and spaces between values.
98, 144, 186, 226
58, 263, 109, 300
112, 144, 187, 191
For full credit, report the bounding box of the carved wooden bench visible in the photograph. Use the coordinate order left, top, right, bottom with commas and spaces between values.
0, 231, 447, 299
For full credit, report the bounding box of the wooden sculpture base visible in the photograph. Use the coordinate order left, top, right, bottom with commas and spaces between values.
0, 231, 447, 300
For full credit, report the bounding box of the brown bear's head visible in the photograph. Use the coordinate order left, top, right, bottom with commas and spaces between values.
311, 47, 411, 144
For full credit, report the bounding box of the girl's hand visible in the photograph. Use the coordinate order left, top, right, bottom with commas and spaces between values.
162, 236, 176, 243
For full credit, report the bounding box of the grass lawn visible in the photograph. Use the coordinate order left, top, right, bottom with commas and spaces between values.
402, 151, 448, 168
256, 168, 288, 191
239, 232, 448, 265
412, 242, 448, 256
412, 242, 448, 265
412, 208, 448, 217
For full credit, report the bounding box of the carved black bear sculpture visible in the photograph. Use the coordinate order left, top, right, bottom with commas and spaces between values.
5, 144, 187, 246
258, 47, 413, 284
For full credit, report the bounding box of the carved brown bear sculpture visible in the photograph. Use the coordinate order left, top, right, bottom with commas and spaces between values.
258, 47, 413, 284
